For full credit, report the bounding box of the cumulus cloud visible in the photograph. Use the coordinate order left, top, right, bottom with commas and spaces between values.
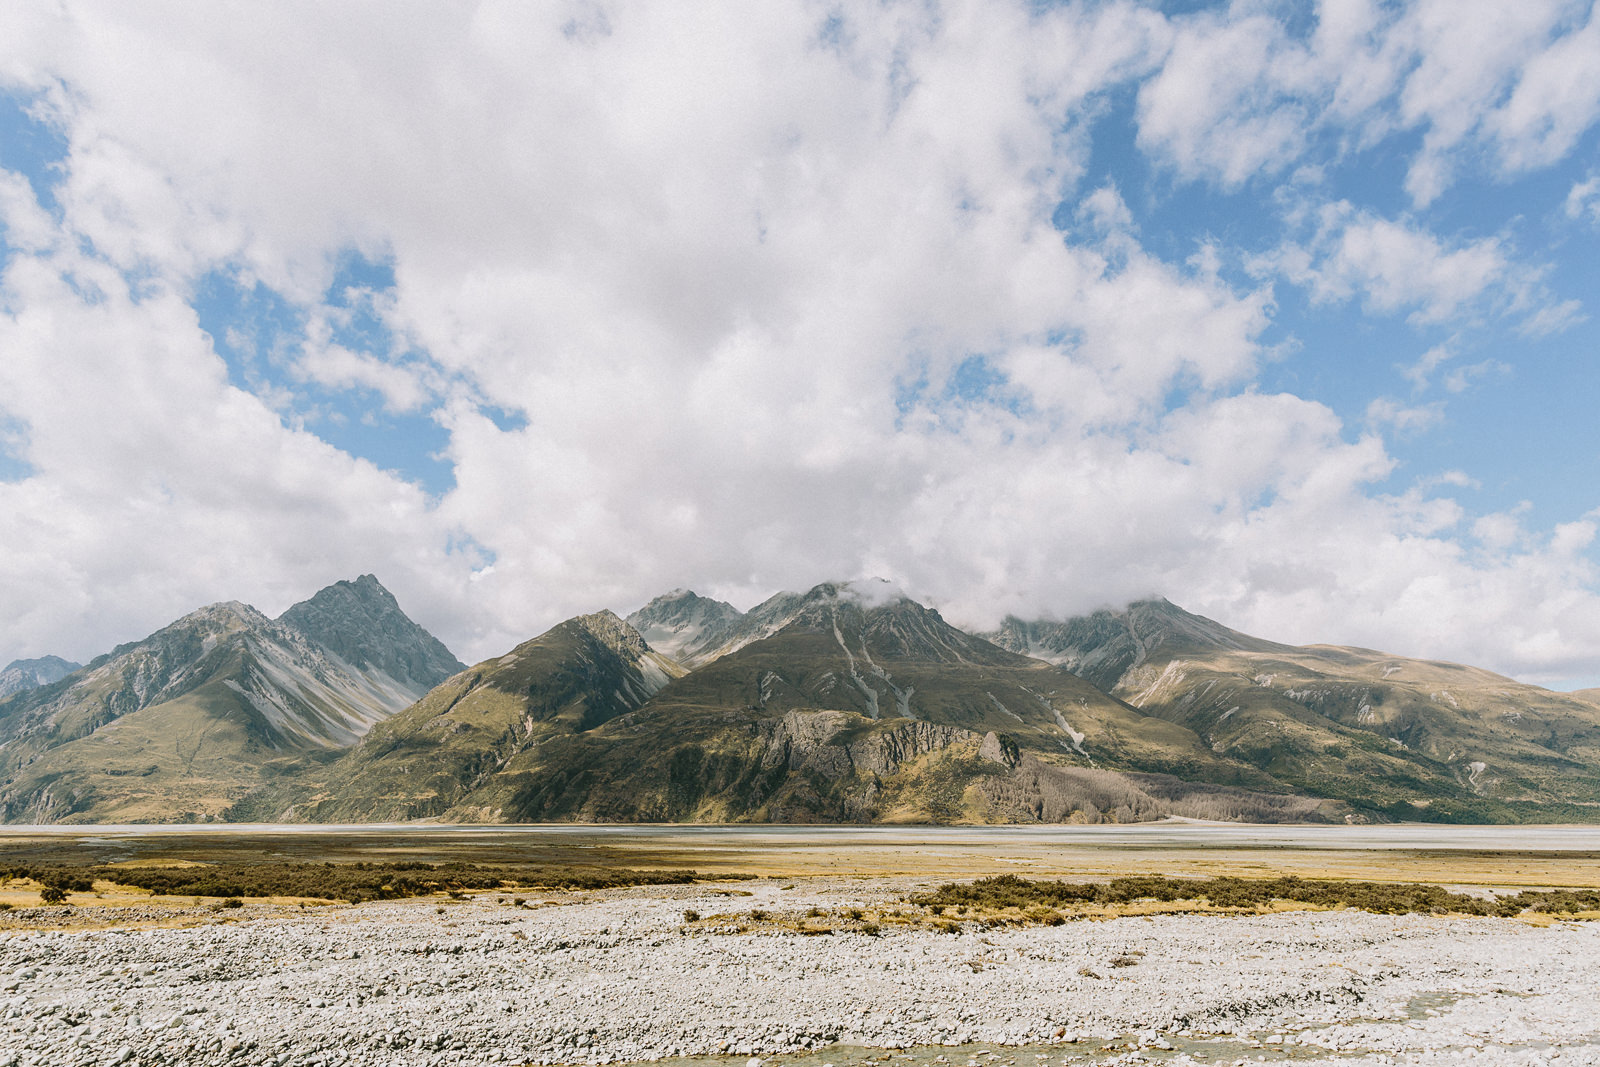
1133, 0, 1600, 206
1265, 203, 1569, 332
0, 233, 465, 662
1566, 175, 1600, 222
1475, 2, 1600, 175
0, 0, 1596, 690
1135, 11, 1310, 187
1366, 396, 1445, 436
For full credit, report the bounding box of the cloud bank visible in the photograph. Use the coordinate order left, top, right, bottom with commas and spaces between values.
1, 1, 1598, 687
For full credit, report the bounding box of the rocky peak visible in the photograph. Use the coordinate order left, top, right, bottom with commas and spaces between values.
0, 656, 82, 701
985, 597, 1290, 691
569, 610, 653, 661
110, 600, 270, 669
624, 590, 744, 665
278, 574, 464, 691
179, 600, 270, 633
765, 581, 1019, 667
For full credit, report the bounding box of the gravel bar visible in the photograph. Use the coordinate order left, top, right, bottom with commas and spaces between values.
2, 879, 1598, 1067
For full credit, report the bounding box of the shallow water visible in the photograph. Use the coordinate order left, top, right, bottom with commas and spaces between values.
10, 822, 1600, 852
618, 992, 1598, 1067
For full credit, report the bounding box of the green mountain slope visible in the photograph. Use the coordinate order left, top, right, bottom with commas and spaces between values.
14, 579, 1597, 825
988, 599, 1600, 822
280, 582, 1335, 825
0, 577, 464, 823
270, 611, 685, 822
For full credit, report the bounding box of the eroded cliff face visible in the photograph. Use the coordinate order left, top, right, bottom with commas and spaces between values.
758, 710, 982, 776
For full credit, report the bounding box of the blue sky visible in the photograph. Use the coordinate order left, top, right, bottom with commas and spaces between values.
2, 1, 1600, 687
191, 253, 458, 498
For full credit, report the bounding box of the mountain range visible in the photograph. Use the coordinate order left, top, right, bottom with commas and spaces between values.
4, 576, 1599, 825
0, 576, 464, 823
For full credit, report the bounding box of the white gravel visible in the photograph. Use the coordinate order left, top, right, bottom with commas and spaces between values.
2, 880, 1598, 1067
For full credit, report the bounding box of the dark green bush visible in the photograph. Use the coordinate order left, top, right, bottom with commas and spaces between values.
0, 861, 704, 904
910, 874, 1600, 920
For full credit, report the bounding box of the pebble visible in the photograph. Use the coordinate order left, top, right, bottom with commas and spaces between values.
0, 881, 1597, 1066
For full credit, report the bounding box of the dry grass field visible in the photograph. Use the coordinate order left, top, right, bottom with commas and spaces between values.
2, 823, 1598, 932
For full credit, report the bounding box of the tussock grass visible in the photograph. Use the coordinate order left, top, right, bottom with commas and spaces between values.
0, 862, 701, 904
909, 873, 1600, 921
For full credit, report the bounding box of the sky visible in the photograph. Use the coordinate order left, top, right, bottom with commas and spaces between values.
2, 0, 1599, 688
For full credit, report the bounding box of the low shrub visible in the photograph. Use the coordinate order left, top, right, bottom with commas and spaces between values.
910, 873, 1600, 920
0, 861, 705, 905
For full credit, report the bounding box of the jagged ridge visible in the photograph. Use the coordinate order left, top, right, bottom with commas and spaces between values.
0, 656, 82, 701
0, 576, 464, 823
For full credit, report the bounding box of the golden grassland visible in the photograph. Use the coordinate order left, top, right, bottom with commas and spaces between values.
2, 825, 1598, 932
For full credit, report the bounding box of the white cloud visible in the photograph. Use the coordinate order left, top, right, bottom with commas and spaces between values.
1366, 396, 1445, 436
1483, 4, 1600, 174
1426, 469, 1480, 490
1401, 342, 1455, 391
0, 0, 1595, 691
293, 297, 437, 414
1135, 12, 1309, 187
1441, 359, 1510, 394
1307, 210, 1507, 323
291, 342, 433, 414
1131, 0, 1600, 206
1566, 175, 1600, 221
1269, 203, 1569, 332
1517, 298, 1585, 337
1473, 506, 1533, 552
0, 236, 466, 664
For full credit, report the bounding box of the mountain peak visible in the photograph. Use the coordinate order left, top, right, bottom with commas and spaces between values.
0, 655, 83, 701
278, 575, 465, 691
716, 580, 1018, 668
984, 597, 1291, 690
798, 577, 909, 609
128, 600, 271, 653
625, 589, 745, 666
569, 610, 651, 659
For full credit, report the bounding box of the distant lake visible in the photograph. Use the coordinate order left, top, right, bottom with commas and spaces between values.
7, 821, 1600, 851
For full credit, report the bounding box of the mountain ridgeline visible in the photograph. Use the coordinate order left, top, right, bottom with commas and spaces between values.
0, 576, 465, 823
4, 578, 1599, 825
0, 656, 82, 701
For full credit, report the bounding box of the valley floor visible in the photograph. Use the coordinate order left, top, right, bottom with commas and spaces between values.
2, 879, 1599, 1067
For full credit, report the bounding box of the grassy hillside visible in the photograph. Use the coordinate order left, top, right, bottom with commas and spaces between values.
0, 673, 330, 823
997, 600, 1600, 822
276, 612, 684, 822
278, 588, 1338, 825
